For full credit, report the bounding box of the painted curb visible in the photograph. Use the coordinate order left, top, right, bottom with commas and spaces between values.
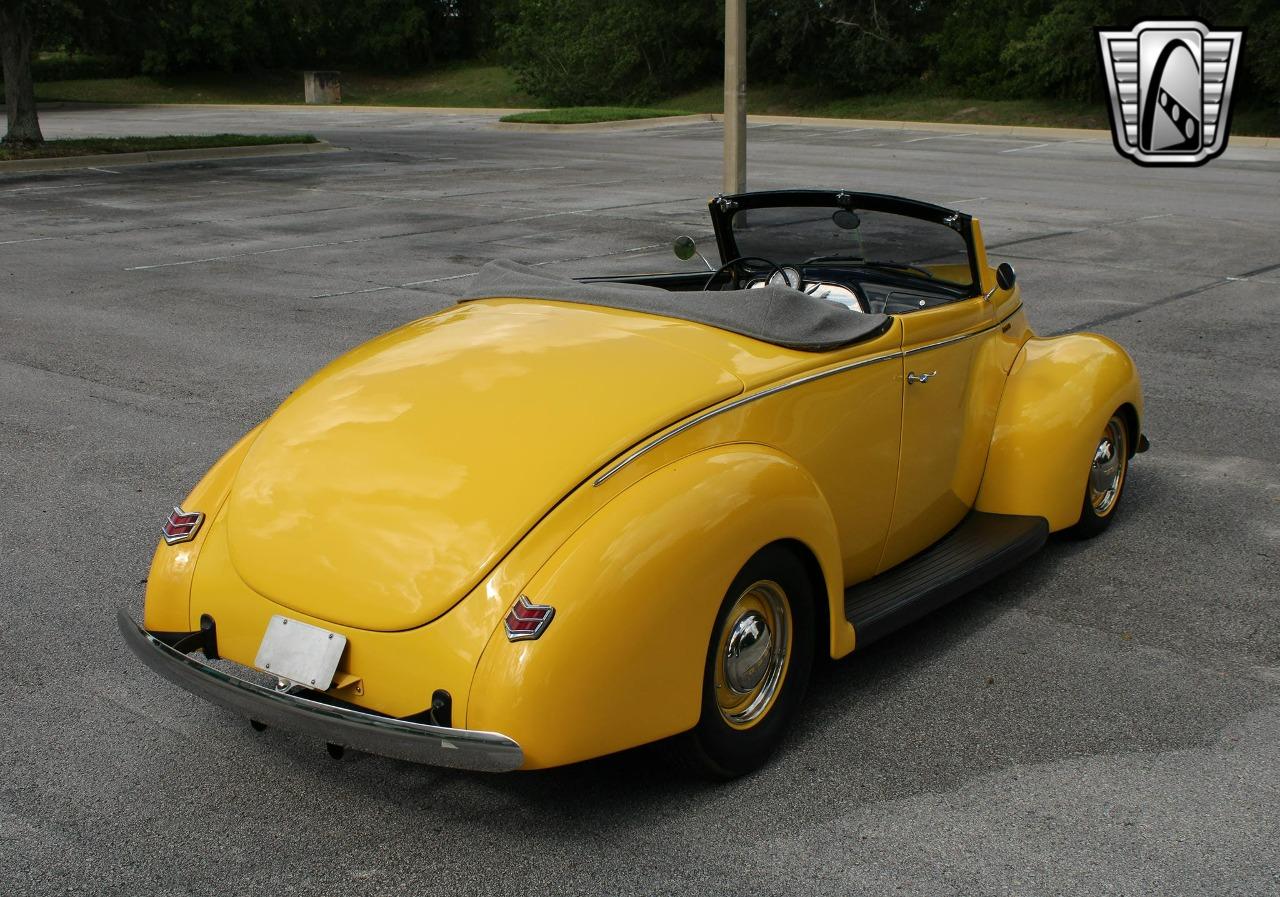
0, 139, 342, 173
726, 113, 1112, 140
723, 113, 1278, 148
492, 111, 1103, 137
492, 109, 1275, 147
30, 100, 1278, 147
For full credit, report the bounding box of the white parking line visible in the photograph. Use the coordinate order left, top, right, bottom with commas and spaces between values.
873, 133, 975, 147
307, 241, 665, 300
309, 284, 395, 299
905, 132, 974, 143
310, 270, 481, 300
999, 142, 1053, 154
536, 243, 665, 266
125, 234, 406, 270
445, 177, 627, 200
401, 271, 482, 286
0, 182, 90, 194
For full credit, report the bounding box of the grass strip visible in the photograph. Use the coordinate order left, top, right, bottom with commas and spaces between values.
0, 133, 318, 161
34, 65, 532, 108
500, 106, 693, 124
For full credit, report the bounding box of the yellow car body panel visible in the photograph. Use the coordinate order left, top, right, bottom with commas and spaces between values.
144, 425, 262, 633
133, 194, 1146, 771
880, 297, 1000, 570
975, 333, 1144, 530
468, 446, 844, 769
225, 300, 744, 632
579, 318, 904, 591
190, 512, 497, 719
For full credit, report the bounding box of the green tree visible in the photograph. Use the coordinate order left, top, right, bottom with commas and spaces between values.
1238, 0, 1280, 105
0, 0, 44, 144
995, 0, 1269, 103
927, 0, 1053, 96
44, 0, 491, 75
746, 0, 938, 95
999, 0, 1120, 100
501, 0, 719, 105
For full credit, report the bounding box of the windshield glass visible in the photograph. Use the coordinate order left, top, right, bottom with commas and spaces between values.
729, 206, 974, 289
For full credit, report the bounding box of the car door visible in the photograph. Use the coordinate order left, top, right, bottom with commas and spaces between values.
876, 296, 1005, 572
742, 320, 904, 589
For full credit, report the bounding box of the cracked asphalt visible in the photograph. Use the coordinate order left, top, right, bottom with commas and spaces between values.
1, 105, 1278, 896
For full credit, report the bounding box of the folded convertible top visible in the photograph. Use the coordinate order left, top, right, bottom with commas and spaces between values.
460, 259, 891, 352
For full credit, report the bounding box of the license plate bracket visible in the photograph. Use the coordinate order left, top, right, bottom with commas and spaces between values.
254, 615, 347, 690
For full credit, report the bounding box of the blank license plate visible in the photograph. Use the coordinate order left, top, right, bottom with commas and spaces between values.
254, 615, 347, 690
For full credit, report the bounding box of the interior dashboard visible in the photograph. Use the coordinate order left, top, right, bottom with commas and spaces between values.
743, 265, 962, 315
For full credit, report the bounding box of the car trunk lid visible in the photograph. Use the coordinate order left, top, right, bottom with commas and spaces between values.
225, 300, 744, 632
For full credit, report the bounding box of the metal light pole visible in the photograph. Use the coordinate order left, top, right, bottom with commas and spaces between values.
723, 0, 746, 194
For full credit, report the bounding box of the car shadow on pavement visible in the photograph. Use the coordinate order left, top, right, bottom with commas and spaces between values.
346, 498, 1269, 823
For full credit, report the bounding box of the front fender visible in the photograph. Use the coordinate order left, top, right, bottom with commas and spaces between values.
975, 334, 1144, 531
466, 445, 845, 770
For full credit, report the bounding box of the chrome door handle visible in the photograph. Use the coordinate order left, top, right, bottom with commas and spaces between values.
907, 370, 937, 385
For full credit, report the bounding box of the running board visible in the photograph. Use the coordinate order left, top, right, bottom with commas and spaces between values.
845, 512, 1048, 647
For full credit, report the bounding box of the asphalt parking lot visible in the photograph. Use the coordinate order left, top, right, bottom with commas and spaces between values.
1, 104, 1278, 896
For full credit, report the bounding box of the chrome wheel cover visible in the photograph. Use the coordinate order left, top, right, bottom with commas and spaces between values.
1089, 417, 1128, 516
715, 580, 791, 729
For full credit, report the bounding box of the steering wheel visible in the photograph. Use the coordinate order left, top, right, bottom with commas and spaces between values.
703, 256, 788, 291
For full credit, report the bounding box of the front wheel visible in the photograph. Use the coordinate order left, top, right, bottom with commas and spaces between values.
672, 545, 815, 778
1067, 412, 1130, 539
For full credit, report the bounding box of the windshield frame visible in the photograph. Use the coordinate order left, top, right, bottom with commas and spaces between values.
708, 189, 982, 297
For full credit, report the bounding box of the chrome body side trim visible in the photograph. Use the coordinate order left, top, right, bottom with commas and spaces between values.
117, 609, 524, 772
593, 351, 898, 486
902, 303, 1021, 356
903, 329, 982, 357
592, 304, 1024, 487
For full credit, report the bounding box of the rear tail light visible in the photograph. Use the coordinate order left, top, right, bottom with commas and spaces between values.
162, 506, 204, 545
504, 595, 555, 641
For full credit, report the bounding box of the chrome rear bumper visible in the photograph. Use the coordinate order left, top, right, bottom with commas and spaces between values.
117, 609, 523, 772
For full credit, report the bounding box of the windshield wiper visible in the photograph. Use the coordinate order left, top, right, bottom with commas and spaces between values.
803, 255, 936, 279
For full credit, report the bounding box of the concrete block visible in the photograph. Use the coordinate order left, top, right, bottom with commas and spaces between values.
304, 71, 341, 105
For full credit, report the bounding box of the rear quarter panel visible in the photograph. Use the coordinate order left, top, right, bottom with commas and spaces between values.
467, 445, 845, 769
144, 425, 262, 633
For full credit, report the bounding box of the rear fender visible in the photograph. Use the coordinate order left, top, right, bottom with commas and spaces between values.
975, 334, 1143, 531
467, 445, 845, 769
143, 425, 263, 632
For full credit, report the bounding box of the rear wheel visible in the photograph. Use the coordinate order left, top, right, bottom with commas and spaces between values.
673, 545, 815, 779
1067, 412, 1130, 539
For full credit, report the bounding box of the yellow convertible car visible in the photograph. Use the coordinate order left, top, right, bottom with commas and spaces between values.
121, 190, 1147, 777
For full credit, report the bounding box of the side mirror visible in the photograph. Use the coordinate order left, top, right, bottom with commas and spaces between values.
832, 209, 861, 230
996, 262, 1017, 291
673, 235, 713, 271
